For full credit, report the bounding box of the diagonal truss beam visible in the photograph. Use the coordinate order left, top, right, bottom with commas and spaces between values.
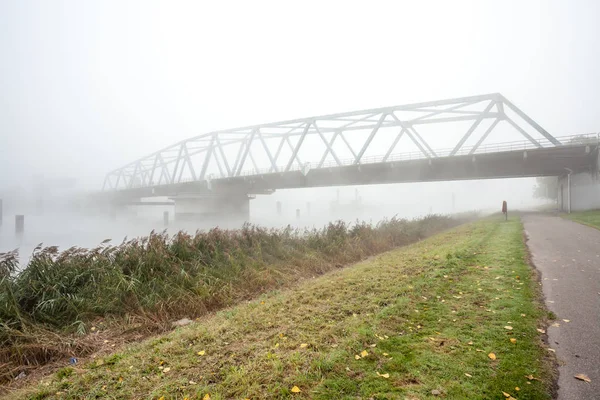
103, 93, 560, 191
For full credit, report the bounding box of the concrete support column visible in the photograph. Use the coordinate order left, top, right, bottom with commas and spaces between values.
567, 172, 571, 214
174, 194, 251, 226
15, 215, 24, 234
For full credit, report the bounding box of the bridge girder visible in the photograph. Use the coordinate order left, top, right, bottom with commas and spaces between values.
102, 93, 562, 191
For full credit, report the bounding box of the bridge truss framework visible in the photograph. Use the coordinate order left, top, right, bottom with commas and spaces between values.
102, 93, 561, 191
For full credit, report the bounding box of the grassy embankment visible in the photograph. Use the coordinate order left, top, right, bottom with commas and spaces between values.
562, 209, 600, 230
10, 217, 554, 399
0, 216, 459, 384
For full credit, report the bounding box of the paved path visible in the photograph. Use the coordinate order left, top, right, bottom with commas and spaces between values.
523, 214, 600, 400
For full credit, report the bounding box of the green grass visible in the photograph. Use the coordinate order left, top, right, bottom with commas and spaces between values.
9, 217, 554, 400
0, 216, 459, 383
562, 209, 600, 230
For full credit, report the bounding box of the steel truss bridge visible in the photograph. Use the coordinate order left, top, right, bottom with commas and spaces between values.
102, 93, 598, 201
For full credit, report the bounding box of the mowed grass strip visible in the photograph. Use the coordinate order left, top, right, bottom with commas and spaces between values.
562, 209, 600, 230
17, 218, 553, 400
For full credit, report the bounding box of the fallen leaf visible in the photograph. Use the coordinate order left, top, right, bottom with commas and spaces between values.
488, 353, 497, 360
203, 394, 210, 400
360, 350, 369, 357
510, 338, 517, 344
354, 355, 361, 360
467, 341, 473, 345
563, 319, 570, 323
502, 392, 511, 398
548, 348, 556, 353
369, 344, 377, 347
504, 326, 513, 330
521, 314, 526, 317
537, 328, 546, 334
383, 353, 389, 356
515, 387, 520, 391
189, 381, 197, 385
465, 373, 472, 377
376, 372, 390, 378
574, 374, 591, 383
291, 386, 301, 393
300, 343, 308, 348
162, 367, 171, 373
197, 350, 206, 356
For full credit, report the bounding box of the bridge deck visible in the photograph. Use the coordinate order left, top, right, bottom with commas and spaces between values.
106, 143, 598, 200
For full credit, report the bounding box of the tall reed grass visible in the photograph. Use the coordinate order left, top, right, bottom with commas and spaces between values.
0, 215, 461, 383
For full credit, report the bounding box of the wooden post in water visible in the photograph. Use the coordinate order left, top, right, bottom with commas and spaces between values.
15, 215, 24, 234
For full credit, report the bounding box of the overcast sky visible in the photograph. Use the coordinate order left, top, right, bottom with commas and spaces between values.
1, 0, 599, 190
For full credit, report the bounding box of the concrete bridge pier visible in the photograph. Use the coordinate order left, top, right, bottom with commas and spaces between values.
173, 194, 251, 226
557, 150, 600, 212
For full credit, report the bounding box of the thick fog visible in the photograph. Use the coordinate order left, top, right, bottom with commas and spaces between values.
1, 1, 599, 258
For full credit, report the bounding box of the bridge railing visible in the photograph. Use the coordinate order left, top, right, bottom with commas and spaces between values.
214, 132, 599, 179
124, 132, 599, 188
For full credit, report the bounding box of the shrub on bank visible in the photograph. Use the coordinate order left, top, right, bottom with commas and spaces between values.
0, 215, 461, 383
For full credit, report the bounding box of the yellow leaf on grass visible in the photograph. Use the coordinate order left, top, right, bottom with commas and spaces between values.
197, 350, 206, 356
162, 367, 171, 373
355, 355, 361, 360
360, 350, 369, 357
510, 338, 517, 344
291, 386, 301, 393
376, 372, 390, 378
203, 394, 211, 400
515, 387, 520, 391
488, 353, 497, 360
504, 326, 513, 330
300, 343, 308, 348
502, 392, 511, 398
574, 374, 591, 383
467, 341, 473, 345
465, 373, 472, 377
383, 353, 389, 356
